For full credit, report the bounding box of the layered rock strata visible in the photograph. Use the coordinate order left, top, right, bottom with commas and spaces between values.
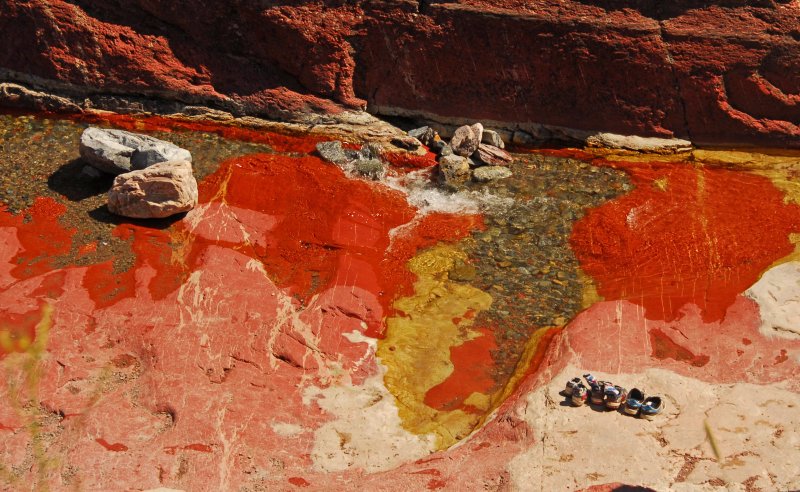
0, 0, 798, 147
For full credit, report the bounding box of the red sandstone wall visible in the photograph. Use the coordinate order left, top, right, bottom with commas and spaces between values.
1, 0, 798, 147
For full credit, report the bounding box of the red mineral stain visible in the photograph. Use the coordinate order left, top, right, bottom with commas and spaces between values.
742, 338, 752, 345
571, 164, 800, 322
110, 353, 137, 368
775, 349, 788, 364
0, 423, 15, 431
649, 328, 710, 367
183, 443, 213, 453
288, 477, 310, 487
30, 270, 67, 299
424, 327, 498, 412
164, 443, 213, 455
427, 478, 448, 490
95, 438, 128, 452
411, 469, 442, 476
82, 261, 137, 310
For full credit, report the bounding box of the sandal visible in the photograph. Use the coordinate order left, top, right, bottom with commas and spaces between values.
624, 388, 646, 415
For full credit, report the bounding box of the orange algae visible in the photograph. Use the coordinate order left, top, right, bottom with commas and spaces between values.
382, 151, 438, 170
571, 163, 800, 322
0, 198, 75, 279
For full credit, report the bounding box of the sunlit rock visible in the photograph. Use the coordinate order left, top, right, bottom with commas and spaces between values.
108, 160, 198, 218
80, 127, 192, 174
450, 123, 483, 157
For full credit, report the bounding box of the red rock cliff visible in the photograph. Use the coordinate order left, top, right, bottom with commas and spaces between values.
1, 0, 798, 147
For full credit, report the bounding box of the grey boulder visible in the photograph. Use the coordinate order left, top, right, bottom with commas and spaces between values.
108, 160, 198, 218
450, 123, 483, 157
80, 127, 192, 175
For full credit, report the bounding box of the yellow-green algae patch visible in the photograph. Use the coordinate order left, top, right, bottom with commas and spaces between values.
378, 245, 493, 448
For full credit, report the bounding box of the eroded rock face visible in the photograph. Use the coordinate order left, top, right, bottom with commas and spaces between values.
107, 160, 198, 218
80, 127, 192, 175
1, 1, 798, 146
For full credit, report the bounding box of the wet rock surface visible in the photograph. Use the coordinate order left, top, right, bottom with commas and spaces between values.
1, 112, 799, 491
472, 165, 512, 181
0, 113, 270, 271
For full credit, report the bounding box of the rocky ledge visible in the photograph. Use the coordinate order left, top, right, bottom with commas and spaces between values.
1, 0, 799, 148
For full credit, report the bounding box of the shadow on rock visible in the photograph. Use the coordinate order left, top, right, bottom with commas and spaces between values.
48, 158, 114, 201
88, 205, 186, 230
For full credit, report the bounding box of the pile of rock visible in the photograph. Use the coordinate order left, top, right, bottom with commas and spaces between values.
80, 127, 198, 218
409, 123, 513, 186
315, 140, 387, 180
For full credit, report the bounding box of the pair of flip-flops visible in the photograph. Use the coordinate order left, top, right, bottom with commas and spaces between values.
565, 374, 664, 418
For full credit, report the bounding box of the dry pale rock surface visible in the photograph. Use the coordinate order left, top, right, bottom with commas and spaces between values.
509, 365, 800, 491
80, 127, 192, 175
107, 160, 198, 218
745, 260, 800, 339
586, 133, 693, 154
